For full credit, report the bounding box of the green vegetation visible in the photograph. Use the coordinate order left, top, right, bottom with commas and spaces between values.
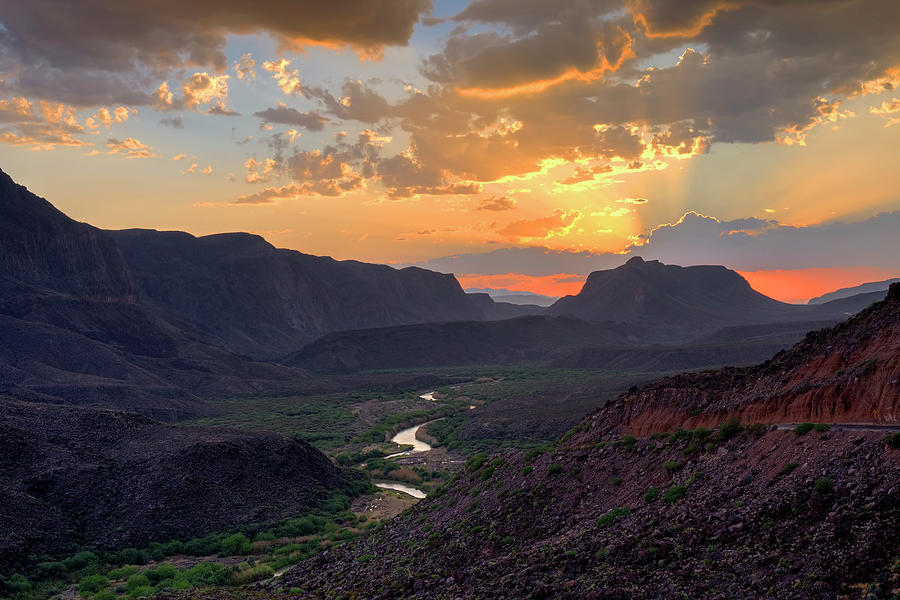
885, 432, 900, 449
521, 465, 533, 476
663, 460, 679, 474
0, 487, 380, 600
466, 452, 489, 471
619, 435, 637, 450
813, 423, 830, 432
643, 486, 660, 503
548, 464, 564, 475
793, 423, 815, 435
716, 416, 744, 442
780, 462, 800, 475
596, 507, 630, 528
814, 477, 835, 494
663, 485, 688, 504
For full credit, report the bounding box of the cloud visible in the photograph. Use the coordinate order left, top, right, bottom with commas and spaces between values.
171, 154, 186, 161
0, 100, 90, 149
870, 97, 900, 127
0, 1, 431, 106
253, 105, 328, 130
477, 195, 517, 211
84, 106, 132, 129
305, 79, 394, 122
416, 210, 900, 277
497, 209, 582, 240
0, 97, 34, 122
160, 116, 184, 129
234, 53, 256, 81
262, 59, 304, 96
106, 137, 156, 158
377, 153, 481, 198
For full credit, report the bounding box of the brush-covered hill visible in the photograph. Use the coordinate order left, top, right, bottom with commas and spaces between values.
0, 398, 367, 569
284, 316, 637, 372
269, 287, 900, 599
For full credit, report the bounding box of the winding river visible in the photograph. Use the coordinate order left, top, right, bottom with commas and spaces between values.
374, 392, 439, 498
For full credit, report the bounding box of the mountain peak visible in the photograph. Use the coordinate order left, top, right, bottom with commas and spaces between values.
624, 255, 645, 265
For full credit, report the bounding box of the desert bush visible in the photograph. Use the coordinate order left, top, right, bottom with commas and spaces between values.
643, 486, 660, 502
663, 460, 679, 474
885, 432, 900, 449
596, 508, 630, 528
780, 462, 799, 475
813, 423, 830, 432
663, 485, 687, 504
78, 573, 109, 596
814, 477, 834, 494
220, 533, 252, 555
467, 453, 489, 471
716, 416, 743, 442
793, 423, 815, 436
548, 464, 563, 475
522, 466, 533, 476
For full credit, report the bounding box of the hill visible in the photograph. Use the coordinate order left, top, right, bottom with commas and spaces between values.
0, 398, 367, 568
284, 316, 636, 372
272, 287, 900, 599
110, 229, 487, 359
547, 257, 878, 340
808, 278, 900, 304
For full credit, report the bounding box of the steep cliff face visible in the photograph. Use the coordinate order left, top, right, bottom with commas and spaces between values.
592, 284, 900, 437
0, 169, 135, 303
110, 229, 487, 359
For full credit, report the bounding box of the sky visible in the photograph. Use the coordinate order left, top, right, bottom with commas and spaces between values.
0, 0, 898, 303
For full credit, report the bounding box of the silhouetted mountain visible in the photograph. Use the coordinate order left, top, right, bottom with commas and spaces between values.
0, 398, 366, 566
547, 257, 879, 339
465, 292, 545, 319
0, 170, 312, 418
466, 287, 559, 307
285, 316, 636, 372
807, 277, 900, 304
109, 229, 488, 359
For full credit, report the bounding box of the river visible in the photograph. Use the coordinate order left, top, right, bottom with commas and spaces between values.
374, 481, 427, 499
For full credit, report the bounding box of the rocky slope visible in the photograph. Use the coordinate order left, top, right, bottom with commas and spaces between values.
595, 284, 900, 437
110, 228, 488, 359
0, 398, 366, 568
269, 287, 900, 599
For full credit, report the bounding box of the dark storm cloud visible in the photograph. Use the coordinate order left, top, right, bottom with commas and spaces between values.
0, 0, 431, 105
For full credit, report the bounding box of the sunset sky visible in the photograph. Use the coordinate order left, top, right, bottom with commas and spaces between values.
1, 0, 898, 303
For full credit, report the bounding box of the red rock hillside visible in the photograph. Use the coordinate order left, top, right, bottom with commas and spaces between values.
593, 283, 900, 438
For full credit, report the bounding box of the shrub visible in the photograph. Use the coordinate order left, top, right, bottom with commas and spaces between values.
467, 453, 489, 471
692, 427, 711, 441
886, 432, 900, 449
145, 563, 178, 585
814, 477, 834, 494
780, 462, 799, 475
95, 591, 117, 600
220, 533, 252, 555
524, 447, 546, 462
793, 423, 815, 436
596, 508, 630, 528
663, 460, 679, 474
663, 485, 687, 504
64, 551, 101, 572
716, 416, 743, 442
125, 574, 152, 598
643, 486, 660, 502
229, 565, 273, 585
479, 466, 495, 481
79, 574, 109, 597
547, 464, 563, 475
521, 466, 533, 476
620, 435, 637, 450
34, 561, 67, 581
610, 476, 622, 486
813, 423, 830, 432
